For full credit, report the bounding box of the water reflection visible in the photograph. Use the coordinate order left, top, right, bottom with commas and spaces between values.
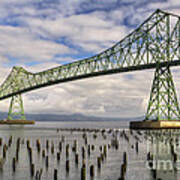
144, 129, 180, 180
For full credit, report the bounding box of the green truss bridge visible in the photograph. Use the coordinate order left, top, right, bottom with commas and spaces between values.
1, 9, 180, 127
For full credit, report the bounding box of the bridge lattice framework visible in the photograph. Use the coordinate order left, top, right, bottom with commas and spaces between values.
0, 9, 180, 121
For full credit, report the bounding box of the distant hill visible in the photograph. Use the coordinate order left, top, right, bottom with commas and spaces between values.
0, 112, 144, 122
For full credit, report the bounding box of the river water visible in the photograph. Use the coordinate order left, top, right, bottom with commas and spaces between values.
0, 121, 179, 180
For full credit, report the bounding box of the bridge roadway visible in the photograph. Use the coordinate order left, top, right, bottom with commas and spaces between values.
0, 9, 180, 102
0, 59, 180, 101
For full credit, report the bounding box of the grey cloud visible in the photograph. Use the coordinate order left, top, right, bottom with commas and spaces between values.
0, 0, 179, 118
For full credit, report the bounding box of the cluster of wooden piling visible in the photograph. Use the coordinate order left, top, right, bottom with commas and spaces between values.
0, 128, 146, 180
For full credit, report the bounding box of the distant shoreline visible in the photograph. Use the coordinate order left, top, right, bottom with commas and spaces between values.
0, 111, 144, 122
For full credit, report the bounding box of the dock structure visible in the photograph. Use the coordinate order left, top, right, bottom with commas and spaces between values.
130, 120, 180, 129
0, 120, 35, 125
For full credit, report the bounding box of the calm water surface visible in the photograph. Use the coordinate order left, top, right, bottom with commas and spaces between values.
0, 121, 178, 180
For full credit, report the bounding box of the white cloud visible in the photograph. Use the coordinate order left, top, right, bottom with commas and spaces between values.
19, 11, 129, 53
24, 62, 62, 72
149, 0, 180, 11
0, 0, 180, 119
0, 25, 72, 62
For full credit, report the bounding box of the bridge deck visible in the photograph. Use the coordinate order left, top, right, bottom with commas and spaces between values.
1, 9, 180, 102
1, 59, 180, 101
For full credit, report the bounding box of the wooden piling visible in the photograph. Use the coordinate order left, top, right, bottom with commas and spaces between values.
51, 141, 54, 154
39, 169, 43, 179
75, 153, 79, 165
45, 156, 48, 169
16, 148, 19, 162
36, 139, 41, 153
35, 170, 39, 180
104, 145, 107, 158
99, 146, 102, 152
97, 157, 101, 170
12, 157, 16, 172
57, 152, 60, 161
3, 145, 7, 159
46, 140, 49, 151
88, 145, 91, 156
135, 142, 138, 154
27, 139, 30, 149
72, 140, 77, 152
66, 144, 69, 158
81, 164, 86, 180
123, 152, 127, 165
42, 149, 45, 158
91, 145, 95, 151
82, 147, 85, 159
0, 138, 2, 146
8, 136, 12, 147
101, 153, 104, 162
59, 142, 62, 152
120, 163, 126, 177
28, 147, 33, 164
30, 163, 35, 177
54, 169, 58, 180
66, 160, 70, 173
90, 165, 94, 177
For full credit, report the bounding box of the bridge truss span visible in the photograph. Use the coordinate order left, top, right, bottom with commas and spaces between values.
1, 9, 180, 121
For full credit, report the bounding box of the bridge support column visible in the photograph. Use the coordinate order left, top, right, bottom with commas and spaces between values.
0, 94, 35, 124
130, 65, 180, 129
8, 94, 26, 120
146, 65, 180, 120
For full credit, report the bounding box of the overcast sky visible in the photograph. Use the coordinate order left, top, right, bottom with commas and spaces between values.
0, 0, 180, 118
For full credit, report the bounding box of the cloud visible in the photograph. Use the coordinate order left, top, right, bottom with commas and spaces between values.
149, 0, 180, 11
0, 0, 180, 118
17, 11, 129, 54
0, 25, 72, 64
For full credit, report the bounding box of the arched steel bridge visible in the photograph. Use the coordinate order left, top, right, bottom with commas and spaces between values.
1, 9, 180, 121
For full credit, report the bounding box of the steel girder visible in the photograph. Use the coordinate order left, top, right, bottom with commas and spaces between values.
6, 67, 26, 120
0, 9, 180, 120
145, 65, 180, 120
1, 9, 180, 100
8, 94, 26, 120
